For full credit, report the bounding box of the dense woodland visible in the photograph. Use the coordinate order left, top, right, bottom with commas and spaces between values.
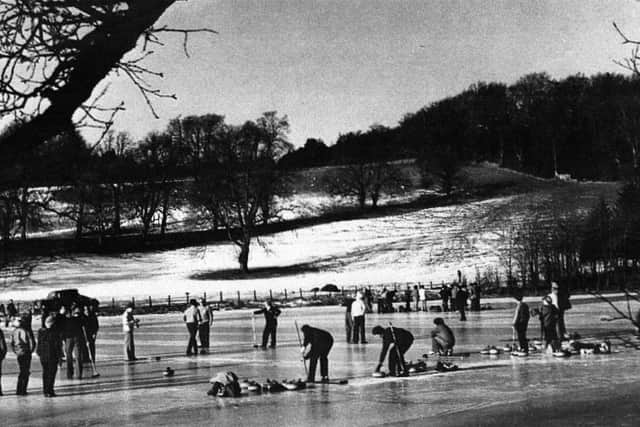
282, 72, 640, 181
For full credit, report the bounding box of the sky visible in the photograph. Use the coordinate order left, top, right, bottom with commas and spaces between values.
93, 0, 640, 147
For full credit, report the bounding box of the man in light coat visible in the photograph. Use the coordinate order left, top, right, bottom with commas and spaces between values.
350, 292, 367, 344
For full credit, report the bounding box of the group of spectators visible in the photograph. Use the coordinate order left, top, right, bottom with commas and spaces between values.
0, 301, 99, 398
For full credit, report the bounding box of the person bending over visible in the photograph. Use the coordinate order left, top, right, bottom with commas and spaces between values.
300, 325, 334, 383
372, 325, 414, 376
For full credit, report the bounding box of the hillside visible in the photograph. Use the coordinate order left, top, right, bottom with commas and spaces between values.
1, 163, 619, 302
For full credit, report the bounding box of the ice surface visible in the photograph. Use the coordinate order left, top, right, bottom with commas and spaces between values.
0, 300, 638, 426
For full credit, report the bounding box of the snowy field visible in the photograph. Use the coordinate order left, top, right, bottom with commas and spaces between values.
1, 179, 614, 303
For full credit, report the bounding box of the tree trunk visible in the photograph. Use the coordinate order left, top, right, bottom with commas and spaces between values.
75, 196, 85, 240
112, 184, 121, 235
358, 191, 367, 210
20, 186, 28, 240
160, 187, 170, 235
238, 241, 250, 274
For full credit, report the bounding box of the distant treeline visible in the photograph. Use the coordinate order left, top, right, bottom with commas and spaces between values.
281, 72, 640, 181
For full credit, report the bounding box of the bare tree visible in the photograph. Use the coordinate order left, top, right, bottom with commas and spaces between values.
190, 117, 291, 273
0, 0, 216, 167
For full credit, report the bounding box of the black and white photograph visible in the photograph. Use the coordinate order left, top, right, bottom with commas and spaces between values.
1, 1, 640, 425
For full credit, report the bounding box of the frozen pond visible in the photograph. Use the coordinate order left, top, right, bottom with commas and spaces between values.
1, 299, 639, 426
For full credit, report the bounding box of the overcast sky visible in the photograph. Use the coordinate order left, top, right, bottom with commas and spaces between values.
97, 0, 640, 147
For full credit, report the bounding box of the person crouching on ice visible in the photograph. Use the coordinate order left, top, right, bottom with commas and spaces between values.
430, 318, 455, 356
372, 325, 413, 376
300, 325, 334, 383
207, 371, 241, 397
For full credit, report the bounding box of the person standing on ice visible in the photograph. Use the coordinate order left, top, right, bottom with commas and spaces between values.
456, 284, 468, 321
254, 300, 281, 348
0, 324, 6, 396
372, 325, 413, 376
300, 325, 334, 383
198, 298, 214, 354
342, 294, 355, 343
36, 315, 62, 397
183, 299, 201, 356
122, 303, 139, 361
547, 281, 570, 340
440, 284, 450, 312
351, 292, 368, 344
11, 314, 35, 396
541, 296, 560, 352
62, 306, 84, 379
512, 292, 530, 353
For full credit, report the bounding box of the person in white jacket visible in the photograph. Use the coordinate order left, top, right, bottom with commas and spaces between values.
122, 304, 139, 361
350, 292, 367, 344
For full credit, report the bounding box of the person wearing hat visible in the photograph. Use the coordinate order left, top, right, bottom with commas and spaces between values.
350, 292, 368, 344
0, 324, 6, 396
36, 316, 63, 397
183, 299, 202, 356
122, 303, 138, 361
197, 298, 214, 354
372, 325, 413, 376
430, 318, 455, 355
11, 315, 35, 396
300, 325, 334, 383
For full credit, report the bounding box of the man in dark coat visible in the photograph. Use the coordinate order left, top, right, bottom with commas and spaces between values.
512, 292, 530, 352
36, 315, 63, 397
440, 285, 450, 312
372, 325, 414, 376
300, 325, 334, 382
61, 307, 84, 379
456, 285, 468, 321
541, 296, 560, 352
254, 301, 281, 348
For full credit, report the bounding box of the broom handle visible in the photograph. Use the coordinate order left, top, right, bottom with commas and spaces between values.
294, 320, 308, 376
388, 322, 406, 372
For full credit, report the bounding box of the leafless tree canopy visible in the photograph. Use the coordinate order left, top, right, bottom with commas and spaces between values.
0, 0, 215, 166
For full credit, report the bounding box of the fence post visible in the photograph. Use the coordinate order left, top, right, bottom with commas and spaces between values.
112, 298, 115, 311
237, 291, 241, 305
253, 290, 257, 301
148, 296, 152, 308
168, 295, 171, 307
269, 289, 273, 301
299, 288, 303, 299
132, 297, 135, 308
284, 289, 288, 301
219, 291, 223, 303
